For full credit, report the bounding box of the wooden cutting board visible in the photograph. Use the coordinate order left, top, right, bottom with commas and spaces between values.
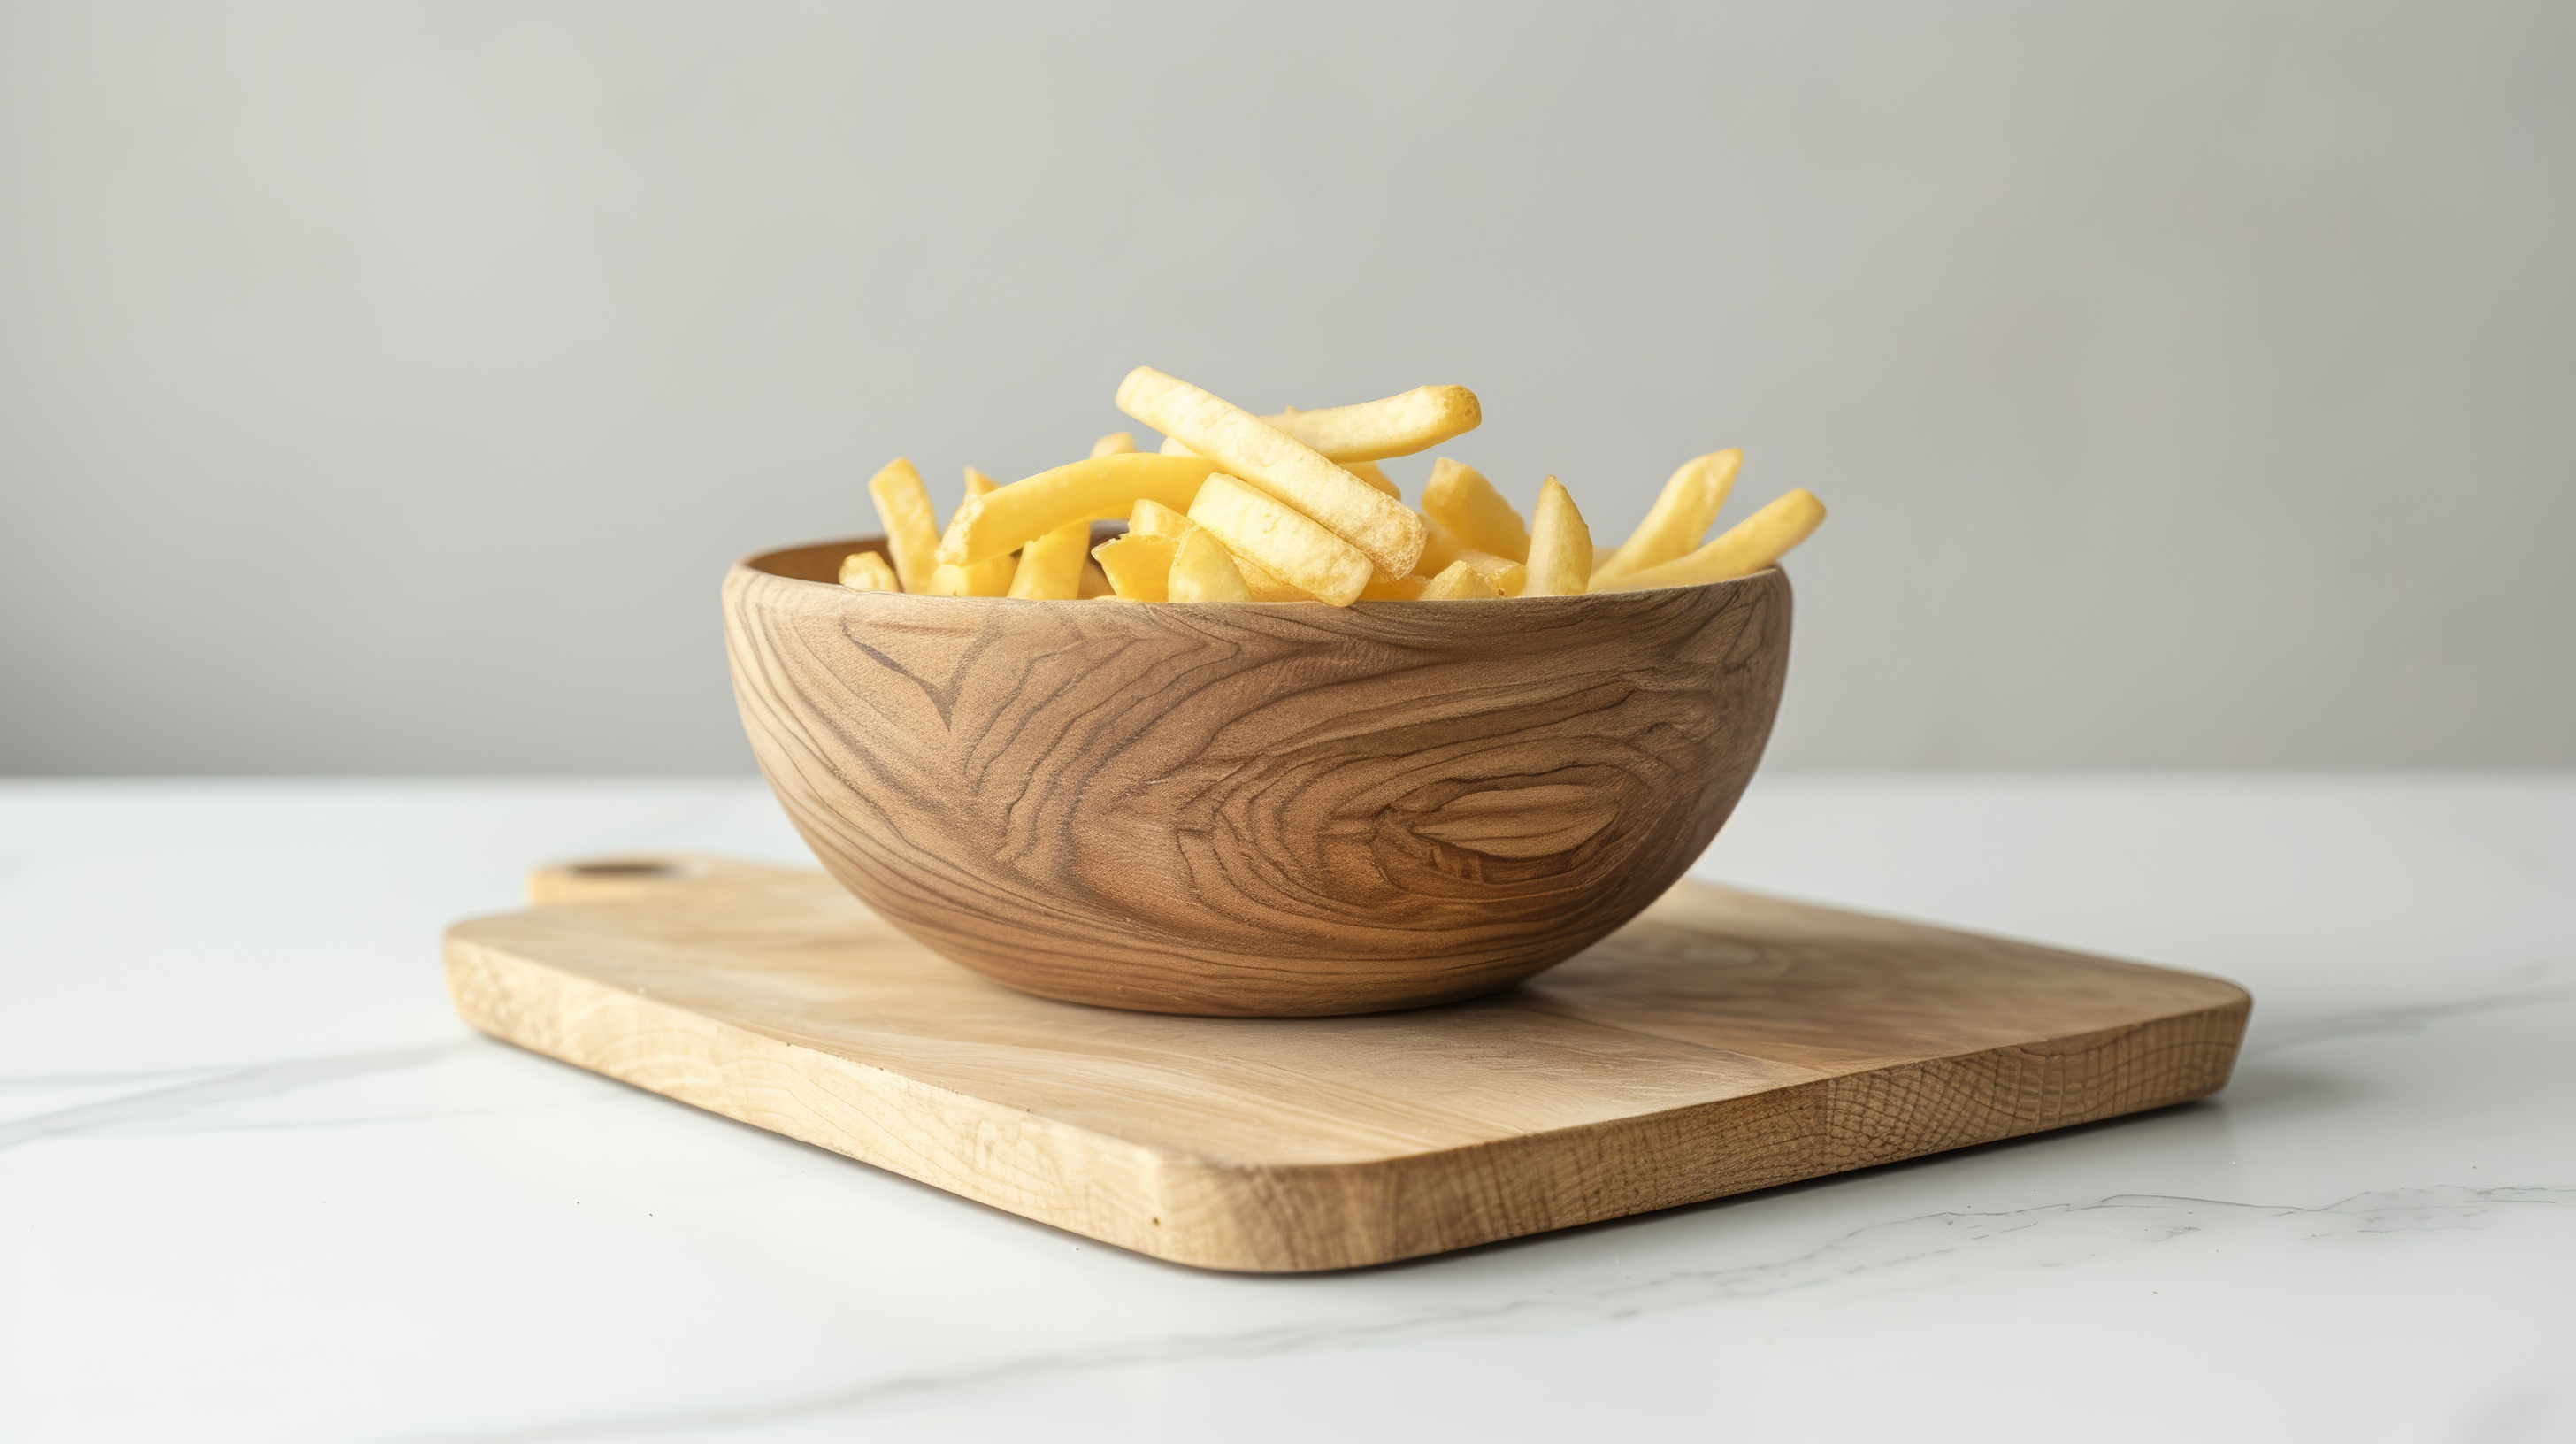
445, 856, 2249, 1272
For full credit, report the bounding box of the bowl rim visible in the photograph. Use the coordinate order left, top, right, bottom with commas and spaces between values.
733, 534, 1782, 605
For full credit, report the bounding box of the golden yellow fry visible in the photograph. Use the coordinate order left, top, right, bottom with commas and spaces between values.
1090, 432, 1137, 458
1359, 572, 1429, 601
1139, 465, 1349, 596
1421, 458, 1528, 562
1591, 449, 1741, 583
1519, 476, 1592, 596
1259, 388, 1483, 461
1339, 459, 1399, 498
1154, 387, 1478, 465
868, 457, 941, 593
1128, 496, 1193, 538
928, 557, 1014, 596
939, 453, 1220, 567
1092, 532, 1179, 601
941, 471, 1003, 588
1163, 432, 1397, 499
1077, 557, 1115, 598
1185, 473, 1374, 606
1117, 367, 1426, 580
924, 467, 1017, 595
1123, 496, 1314, 596
838, 551, 899, 592
1007, 518, 1092, 600
1167, 526, 1252, 602
1233, 551, 1319, 603
1593, 488, 1827, 592
1419, 560, 1503, 600
1415, 519, 1529, 595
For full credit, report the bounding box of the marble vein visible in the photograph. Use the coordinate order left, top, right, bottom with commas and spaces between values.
390, 1183, 2576, 1443
2245, 982, 2576, 1057
0, 1064, 243, 1093
0, 1041, 476, 1151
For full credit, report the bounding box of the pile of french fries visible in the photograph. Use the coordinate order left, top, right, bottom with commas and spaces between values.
840, 367, 1825, 607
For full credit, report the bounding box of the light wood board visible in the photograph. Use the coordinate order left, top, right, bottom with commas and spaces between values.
445, 856, 2250, 1272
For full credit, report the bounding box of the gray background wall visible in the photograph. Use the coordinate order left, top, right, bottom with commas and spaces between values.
4, 1, 2569, 774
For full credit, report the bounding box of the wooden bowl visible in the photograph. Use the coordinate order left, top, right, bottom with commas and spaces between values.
724, 535, 1792, 1016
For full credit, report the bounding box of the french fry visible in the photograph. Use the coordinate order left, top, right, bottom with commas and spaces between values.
868, 457, 941, 593
1235, 554, 1319, 603
1421, 458, 1528, 562
1123, 496, 1319, 593
1340, 460, 1400, 499
1592, 488, 1827, 592
1519, 476, 1592, 596
940, 453, 1220, 567
1186, 473, 1374, 606
1092, 532, 1180, 601
1117, 368, 1426, 580
1123, 497, 1327, 595
1007, 518, 1092, 600
926, 466, 1019, 595
838, 551, 899, 592
1591, 449, 1741, 584
1262, 388, 1480, 461
1167, 526, 1252, 602
859, 371, 1818, 607
1157, 391, 1476, 463
1154, 387, 1478, 465
928, 560, 1013, 595
1162, 447, 1393, 500
1419, 560, 1503, 600
1415, 520, 1529, 596
1129, 496, 1194, 538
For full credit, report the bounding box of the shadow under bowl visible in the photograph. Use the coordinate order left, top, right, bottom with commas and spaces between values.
724, 535, 1792, 1016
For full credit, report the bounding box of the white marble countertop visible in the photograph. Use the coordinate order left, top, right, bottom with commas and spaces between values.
3, 775, 2569, 1442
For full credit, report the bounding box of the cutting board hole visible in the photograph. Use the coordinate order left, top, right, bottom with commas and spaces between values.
525, 856, 717, 906
569, 860, 694, 879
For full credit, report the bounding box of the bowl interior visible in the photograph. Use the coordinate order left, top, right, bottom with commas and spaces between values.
748, 537, 884, 583
748, 527, 1130, 588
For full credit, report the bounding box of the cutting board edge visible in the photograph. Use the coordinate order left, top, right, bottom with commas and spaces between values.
442, 927, 2249, 1273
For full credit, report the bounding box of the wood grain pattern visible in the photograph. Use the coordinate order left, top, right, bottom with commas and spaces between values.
724, 536, 1792, 1015
445, 856, 2251, 1273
